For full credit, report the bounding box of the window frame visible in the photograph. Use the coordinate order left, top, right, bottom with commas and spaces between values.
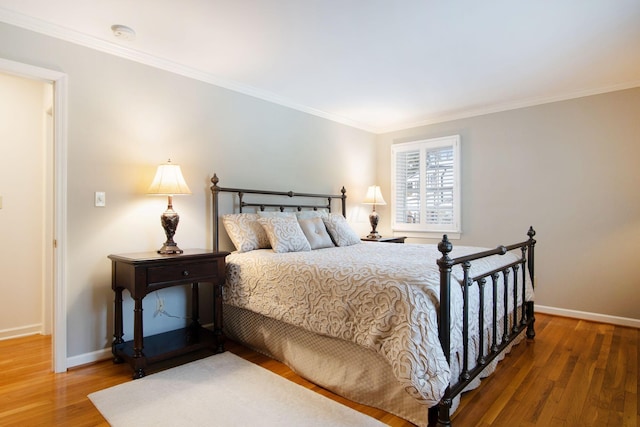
391, 135, 461, 239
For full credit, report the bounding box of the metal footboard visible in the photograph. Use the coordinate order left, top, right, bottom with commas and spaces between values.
431, 227, 537, 426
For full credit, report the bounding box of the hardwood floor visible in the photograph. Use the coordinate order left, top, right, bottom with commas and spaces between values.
0, 313, 637, 426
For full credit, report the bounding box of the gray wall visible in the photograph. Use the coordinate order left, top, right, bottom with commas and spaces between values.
1, 20, 638, 363
376, 88, 640, 321
0, 22, 376, 358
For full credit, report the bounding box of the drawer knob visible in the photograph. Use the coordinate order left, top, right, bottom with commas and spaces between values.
182, 270, 190, 276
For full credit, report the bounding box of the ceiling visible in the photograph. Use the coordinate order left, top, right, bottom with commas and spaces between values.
1, 1, 639, 133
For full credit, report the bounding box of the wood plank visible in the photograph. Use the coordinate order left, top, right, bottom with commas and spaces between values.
0, 313, 637, 427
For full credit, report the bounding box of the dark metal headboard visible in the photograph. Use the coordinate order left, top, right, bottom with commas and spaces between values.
210, 173, 347, 251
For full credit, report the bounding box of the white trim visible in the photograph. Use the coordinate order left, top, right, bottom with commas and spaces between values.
67, 347, 112, 368
53, 73, 68, 373
4, 7, 637, 135
536, 305, 640, 329
401, 232, 461, 241
66, 322, 215, 368
63, 309, 640, 366
391, 135, 461, 234
0, 57, 68, 373
377, 80, 640, 133
0, 324, 43, 341
0, 8, 376, 134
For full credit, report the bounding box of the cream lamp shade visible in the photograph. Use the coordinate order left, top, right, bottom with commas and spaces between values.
363, 185, 386, 239
147, 161, 192, 195
363, 185, 387, 207
148, 159, 191, 254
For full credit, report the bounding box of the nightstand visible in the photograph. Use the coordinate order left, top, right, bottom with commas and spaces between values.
361, 236, 406, 243
109, 249, 229, 379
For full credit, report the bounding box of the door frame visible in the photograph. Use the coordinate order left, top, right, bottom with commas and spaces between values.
0, 57, 68, 373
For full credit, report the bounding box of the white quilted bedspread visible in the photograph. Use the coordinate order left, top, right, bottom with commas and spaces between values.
224, 242, 532, 406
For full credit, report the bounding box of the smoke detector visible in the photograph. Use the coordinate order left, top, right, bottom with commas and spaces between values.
111, 24, 136, 41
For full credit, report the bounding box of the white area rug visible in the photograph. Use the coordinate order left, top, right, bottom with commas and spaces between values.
89, 352, 386, 426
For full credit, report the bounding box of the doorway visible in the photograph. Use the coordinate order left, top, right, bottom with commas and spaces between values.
0, 57, 67, 372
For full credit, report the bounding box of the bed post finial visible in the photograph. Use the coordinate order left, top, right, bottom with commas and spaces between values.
438, 234, 453, 258
340, 186, 347, 217
211, 173, 220, 252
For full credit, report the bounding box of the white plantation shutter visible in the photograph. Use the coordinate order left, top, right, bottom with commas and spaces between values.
425, 145, 454, 225
391, 135, 461, 234
394, 149, 421, 224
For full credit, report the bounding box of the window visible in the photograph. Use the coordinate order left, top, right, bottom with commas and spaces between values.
391, 135, 461, 237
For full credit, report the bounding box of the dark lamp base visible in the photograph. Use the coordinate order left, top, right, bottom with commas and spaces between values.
157, 243, 184, 254
368, 209, 382, 240
158, 203, 183, 255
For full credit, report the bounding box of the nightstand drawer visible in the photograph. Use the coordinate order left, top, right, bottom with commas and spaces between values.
147, 261, 218, 285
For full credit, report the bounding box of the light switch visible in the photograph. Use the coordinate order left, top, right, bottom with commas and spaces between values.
95, 191, 106, 207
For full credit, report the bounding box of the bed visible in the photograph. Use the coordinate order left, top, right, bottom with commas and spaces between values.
210, 174, 536, 427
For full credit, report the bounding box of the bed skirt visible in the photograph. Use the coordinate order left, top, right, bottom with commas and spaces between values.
224, 304, 430, 426
224, 304, 525, 426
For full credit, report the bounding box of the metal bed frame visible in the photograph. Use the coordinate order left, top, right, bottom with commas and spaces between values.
435, 230, 536, 425
210, 173, 536, 426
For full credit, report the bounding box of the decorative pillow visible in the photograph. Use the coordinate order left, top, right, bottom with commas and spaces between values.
295, 210, 328, 220
257, 211, 296, 218
222, 213, 270, 252
298, 217, 334, 250
322, 213, 361, 247
257, 216, 312, 253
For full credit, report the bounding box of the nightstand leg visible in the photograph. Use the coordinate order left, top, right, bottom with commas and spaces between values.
112, 287, 124, 363
132, 297, 145, 378
213, 281, 225, 353
190, 282, 200, 328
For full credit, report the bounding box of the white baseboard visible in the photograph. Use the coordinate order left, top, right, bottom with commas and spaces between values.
536, 305, 640, 329
0, 324, 43, 341
67, 347, 112, 368
65, 313, 638, 369
65, 323, 216, 369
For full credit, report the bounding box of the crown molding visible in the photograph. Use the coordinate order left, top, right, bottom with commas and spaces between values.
0, 8, 377, 133
377, 80, 640, 134
3, 7, 639, 135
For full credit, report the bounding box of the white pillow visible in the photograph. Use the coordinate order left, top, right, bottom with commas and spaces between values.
298, 217, 334, 250
222, 213, 270, 252
322, 213, 361, 247
257, 211, 296, 218
258, 216, 311, 253
295, 210, 328, 220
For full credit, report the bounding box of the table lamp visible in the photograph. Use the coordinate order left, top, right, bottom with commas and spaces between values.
363, 185, 386, 239
147, 159, 191, 254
